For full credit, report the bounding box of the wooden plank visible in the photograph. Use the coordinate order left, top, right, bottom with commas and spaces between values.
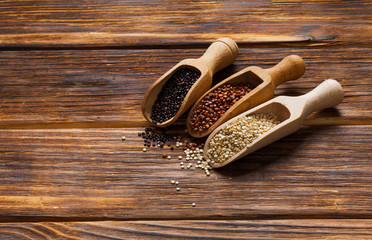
0, 0, 371, 48
0, 33, 313, 50
0, 220, 372, 239
0, 126, 370, 219
0, 47, 371, 128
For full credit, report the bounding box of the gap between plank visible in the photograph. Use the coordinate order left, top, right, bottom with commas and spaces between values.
1, 214, 372, 224
0, 118, 370, 129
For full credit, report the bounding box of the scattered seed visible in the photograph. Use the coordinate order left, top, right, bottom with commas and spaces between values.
192, 203, 196, 207
121, 136, 126, 141
176, 187, 180, 191
143, 148, 147, 152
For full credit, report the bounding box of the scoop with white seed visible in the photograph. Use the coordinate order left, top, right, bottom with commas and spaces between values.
204, 79, 344, 168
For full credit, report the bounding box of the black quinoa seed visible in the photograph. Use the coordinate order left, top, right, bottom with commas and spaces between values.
151, 68, 201, 123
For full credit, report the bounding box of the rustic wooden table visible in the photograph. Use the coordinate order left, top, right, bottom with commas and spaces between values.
0, 0, 371, 239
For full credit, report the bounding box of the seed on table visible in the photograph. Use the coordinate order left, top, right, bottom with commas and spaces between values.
175, 181, 179, 185
167, 155, 172, 159
171, 180, 175, 184
176, 187, 180, 191
121, 136, 126, 141
178, 156, 182, 160
143, 148, 147, 152
192, 203, 196, 207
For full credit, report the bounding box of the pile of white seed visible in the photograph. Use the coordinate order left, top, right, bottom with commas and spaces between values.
183, 147, 212, 176
207, 113, 280, 163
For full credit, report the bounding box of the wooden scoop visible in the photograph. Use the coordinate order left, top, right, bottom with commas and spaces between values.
204, 79, 344, 168
187, 55, 306, 138
141, 37, 239, 127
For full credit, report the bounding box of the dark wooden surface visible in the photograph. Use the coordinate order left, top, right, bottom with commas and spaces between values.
0, 0, 371, 239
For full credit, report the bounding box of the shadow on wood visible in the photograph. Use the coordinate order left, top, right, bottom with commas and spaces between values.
214, 125, 340, 177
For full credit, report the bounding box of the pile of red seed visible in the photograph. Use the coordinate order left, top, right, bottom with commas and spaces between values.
189, 83, 253, 133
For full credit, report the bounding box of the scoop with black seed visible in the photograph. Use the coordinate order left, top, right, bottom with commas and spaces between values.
142, 37, 239, 127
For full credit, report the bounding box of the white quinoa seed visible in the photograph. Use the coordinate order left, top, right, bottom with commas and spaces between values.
143, 148, 147, 152
207, 113, 280, 163
121, 136, 126, 141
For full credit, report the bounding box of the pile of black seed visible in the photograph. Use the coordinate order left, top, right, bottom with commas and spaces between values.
139, 127, 171, 148
151, 68, 201, 123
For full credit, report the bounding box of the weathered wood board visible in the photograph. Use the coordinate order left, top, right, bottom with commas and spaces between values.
0, 47, 370, 128
0, 0, 371, 238
0, 220, 372, 239
0, 126, 370, 219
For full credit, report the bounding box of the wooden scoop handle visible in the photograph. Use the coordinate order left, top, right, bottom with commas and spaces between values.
301, 79, 344, 118
267, 55, 306, 87
198, 37, 239, 74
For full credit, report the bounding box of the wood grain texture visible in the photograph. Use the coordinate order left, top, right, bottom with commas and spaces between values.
0, 220, 372, 239
0, 32, 313, 50
0, 47, 371, 128
0, 126, 370, 219
0, 0, 371, 237
0, 0, 371, 48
